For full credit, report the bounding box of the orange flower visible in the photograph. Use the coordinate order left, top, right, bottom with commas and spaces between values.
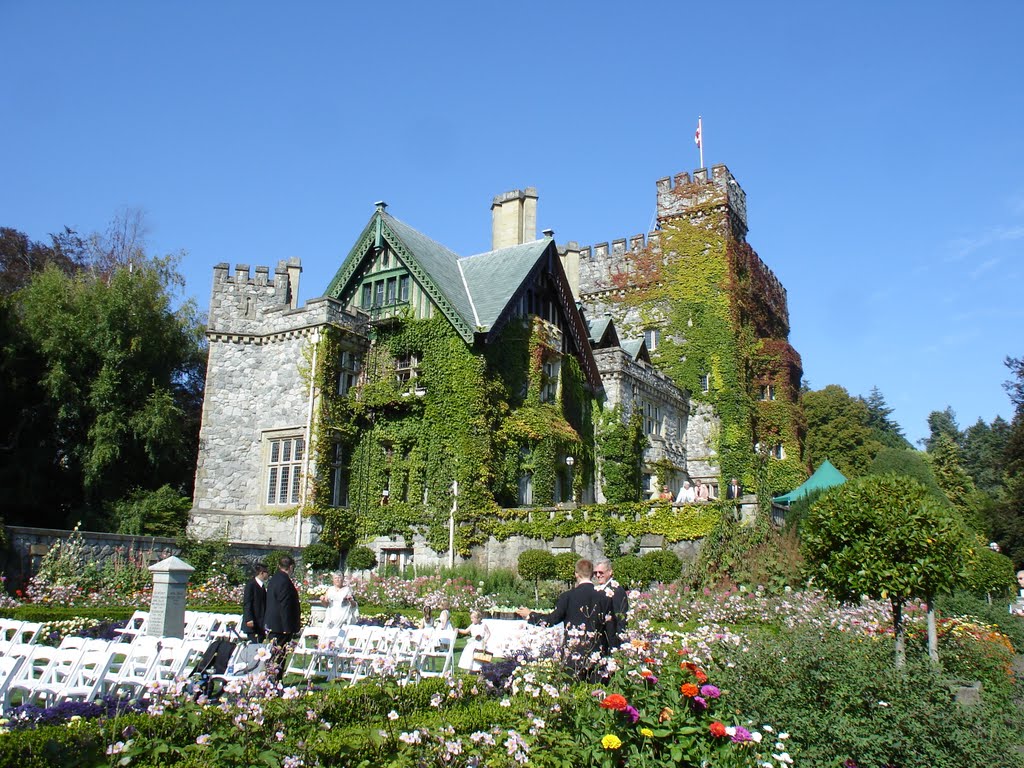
658, 707, 674, 723
680, 683, 699, 697
631, 639, 651, 650
680, 661, 708, 683
600, 693, 629, 711
709, 721, 727, 738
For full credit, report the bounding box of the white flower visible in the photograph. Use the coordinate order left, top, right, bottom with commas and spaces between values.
500, 697, 511, 707
772, 752, 794, 765
388, 710, 399, 721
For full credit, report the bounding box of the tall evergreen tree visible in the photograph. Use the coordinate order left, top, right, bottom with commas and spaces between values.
922, 406, 961, 452
861, 385, 912, 449
961, 416, 1011, 497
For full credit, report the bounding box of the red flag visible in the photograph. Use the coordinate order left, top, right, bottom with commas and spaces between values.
694, 120, 702, 148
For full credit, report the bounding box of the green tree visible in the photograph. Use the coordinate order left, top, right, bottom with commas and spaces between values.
801, 385, 881, 478
861, 385, 912, 449
867, 447, 944, 500
6, 239, 205, 528
346, 544, 378, 572
801, 474, 972, 666
517, 549, 556, 606
922, 406, 961, 452
992, 356, 1024, 564
928, 433, 981, 527
961, 416, 1010, 497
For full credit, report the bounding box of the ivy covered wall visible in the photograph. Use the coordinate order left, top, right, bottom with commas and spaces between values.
311, 315, 600, 556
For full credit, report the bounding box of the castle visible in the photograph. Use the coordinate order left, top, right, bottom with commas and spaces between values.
189, 165, 803, 561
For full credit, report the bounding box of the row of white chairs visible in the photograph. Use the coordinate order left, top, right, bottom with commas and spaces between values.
0, 620, 43, 646
114, 610, 243, 644
286, 624, 457, 684
0, 634, 210, 714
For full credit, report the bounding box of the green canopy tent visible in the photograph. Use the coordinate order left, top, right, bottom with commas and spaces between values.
772, 460, 847, 505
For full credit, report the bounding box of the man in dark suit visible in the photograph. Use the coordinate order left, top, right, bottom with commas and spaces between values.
241, 562, 269, 643
592, 559, 628, 647
726, 477, 742, 500
264, 556, 301, 679
517, 558, 613, 680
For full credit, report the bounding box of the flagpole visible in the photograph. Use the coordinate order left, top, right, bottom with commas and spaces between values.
698, 116, 704, 169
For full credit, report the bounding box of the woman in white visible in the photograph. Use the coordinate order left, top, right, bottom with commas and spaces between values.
323, 572, 358, 629
457, 610, 491, 671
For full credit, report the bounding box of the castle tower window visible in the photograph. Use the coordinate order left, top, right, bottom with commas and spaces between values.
760, 384, 776, 401
338, 350, 361, 395
329, 442, 349, 507
644, 328, 660, 351
771, 443, 785, 460
361, 284, 372, 308
266, 435, 304, 505
699, 374, 710, 392
399, 274, 410, 302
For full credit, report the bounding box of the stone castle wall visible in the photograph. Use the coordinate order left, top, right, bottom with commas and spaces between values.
190, 259, 366, 547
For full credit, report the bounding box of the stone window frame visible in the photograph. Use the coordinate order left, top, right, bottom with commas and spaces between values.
338, 350, 361, 396
263, 428, 306, 507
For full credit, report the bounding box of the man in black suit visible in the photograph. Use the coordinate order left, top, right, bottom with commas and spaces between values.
516, 558, 613, 680
241, 562, 269, 643
726, 477, 742, 500
592, 559, 628, 648
264, 556, 301, 679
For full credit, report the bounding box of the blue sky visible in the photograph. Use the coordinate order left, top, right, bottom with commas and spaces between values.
3, 2, 1022, 444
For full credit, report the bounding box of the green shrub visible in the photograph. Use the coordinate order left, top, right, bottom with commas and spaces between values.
109, 485, 192, 537
346, 545, 377, 572
642, 549, 682, 584
262, 549, 293, 571
611, 554, 648, 589
715, 623, 1024, 768
517, 549, 555, 581
303, 541, 340, 572
553, 551, 577, 585
174, 536, 246, 584
962, 547, 1015, 600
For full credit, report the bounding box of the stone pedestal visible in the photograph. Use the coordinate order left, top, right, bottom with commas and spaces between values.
147, 556, 195, 639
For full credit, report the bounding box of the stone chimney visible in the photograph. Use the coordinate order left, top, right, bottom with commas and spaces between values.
286, 257, 302, 309
491, 187, 538, 250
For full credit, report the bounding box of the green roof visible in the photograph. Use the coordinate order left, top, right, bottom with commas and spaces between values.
459, 239, 552, 330
772, 460, 847, 504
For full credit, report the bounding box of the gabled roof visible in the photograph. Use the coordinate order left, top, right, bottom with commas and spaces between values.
324, 207, 604, 394
621, 338, 651, 364
588, 316, 620, 348
459, 239, 552, 330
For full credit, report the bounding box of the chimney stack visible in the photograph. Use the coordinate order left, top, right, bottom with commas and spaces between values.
491, 187, 538, 250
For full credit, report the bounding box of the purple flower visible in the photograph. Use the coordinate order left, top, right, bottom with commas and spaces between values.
731, 726, 754, 743
691, 696, 707, 712
700, 684, 720, 699
843, 761, 859, 768
623, 705, 640, 724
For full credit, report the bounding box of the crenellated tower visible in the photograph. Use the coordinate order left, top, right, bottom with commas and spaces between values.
577, 164, 805, 493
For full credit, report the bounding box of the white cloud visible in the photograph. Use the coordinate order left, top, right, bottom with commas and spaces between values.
947, 225, 1024, 261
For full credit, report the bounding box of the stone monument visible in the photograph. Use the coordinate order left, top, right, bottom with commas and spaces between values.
147, 556, 194, 639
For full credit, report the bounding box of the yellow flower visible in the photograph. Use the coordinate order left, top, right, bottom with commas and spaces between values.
640, 727, 654, 738
601, 734, 622, 750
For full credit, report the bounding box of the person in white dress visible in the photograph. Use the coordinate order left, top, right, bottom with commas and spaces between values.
457, 610, 491, 671
322, 572, 358, 629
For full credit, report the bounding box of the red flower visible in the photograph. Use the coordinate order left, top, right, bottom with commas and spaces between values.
709, 721, 728, 738
680, 661, 709, 683
600, 693, 629, 711
680, 683, 699, 697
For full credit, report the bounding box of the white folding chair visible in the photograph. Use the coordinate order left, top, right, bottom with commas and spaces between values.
104, 636, 163, 700
415, 628, 457, 678
3, 645, 64, 710
0, 620, 24, 643
0, 656, 25, 712
52, 646, 117, 704
185, 613, 219, 642
12, 622, 43, 645
285, 627, 333, 679
113, 611, 149, 642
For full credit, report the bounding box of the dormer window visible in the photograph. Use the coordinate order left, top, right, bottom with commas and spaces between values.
644, 328, 660, 351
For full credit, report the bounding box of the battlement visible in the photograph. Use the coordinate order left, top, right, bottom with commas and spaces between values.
655, 164, 747, 238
